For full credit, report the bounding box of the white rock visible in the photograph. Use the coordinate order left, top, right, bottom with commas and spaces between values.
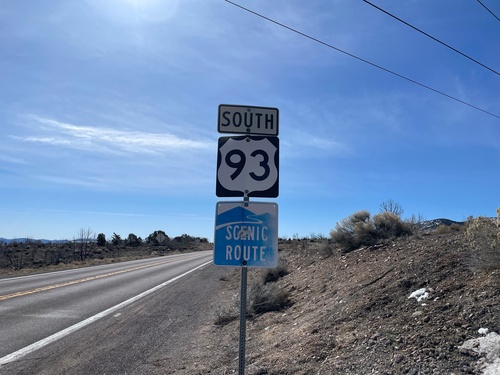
459, 332, 500, 375
408, 288, 429, 302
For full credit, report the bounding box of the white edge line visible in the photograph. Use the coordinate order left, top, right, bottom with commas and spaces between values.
0, 260, 213, 367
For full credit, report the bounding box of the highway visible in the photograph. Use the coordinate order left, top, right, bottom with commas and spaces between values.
0, 251, 214, 371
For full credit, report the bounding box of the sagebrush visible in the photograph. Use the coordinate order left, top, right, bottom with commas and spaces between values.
464, 209, 500, 271
212, 296, 240, 325
261, 257, 289, 283
330, 209, 412, 253
248, 281, 290, 315
212, 260, 291, 325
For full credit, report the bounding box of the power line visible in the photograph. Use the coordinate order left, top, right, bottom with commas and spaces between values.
362, 0, 499, 76
476, 0, 500, 22
224, 0, 500, 120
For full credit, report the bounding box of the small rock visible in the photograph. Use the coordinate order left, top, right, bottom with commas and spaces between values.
394, 353, 404, 364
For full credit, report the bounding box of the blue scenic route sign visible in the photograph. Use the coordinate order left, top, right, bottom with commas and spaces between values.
214, 201, 278, 268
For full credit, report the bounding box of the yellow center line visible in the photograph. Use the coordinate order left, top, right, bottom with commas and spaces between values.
0, 254, 200, 302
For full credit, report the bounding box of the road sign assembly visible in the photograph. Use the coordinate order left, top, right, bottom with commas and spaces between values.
218, 104, 279, 136
214, 103, 280, 375
216, 136, 279, 198
214, 201, 278, 268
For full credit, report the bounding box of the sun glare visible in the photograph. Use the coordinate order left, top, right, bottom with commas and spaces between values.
122, 0, 158, 9
87, 0, 180, 24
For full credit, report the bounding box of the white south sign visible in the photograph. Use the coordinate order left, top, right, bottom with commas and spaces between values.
216, 136, 279, 198
218, 104, 279, 136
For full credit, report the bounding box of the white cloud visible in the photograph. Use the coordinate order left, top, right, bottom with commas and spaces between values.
283, 131, 348, 159
0, 154, 28, 165
17, 116, 211, 156
301, 134, 346, 151
34, 175, 112, 189
1, 115, 216, 192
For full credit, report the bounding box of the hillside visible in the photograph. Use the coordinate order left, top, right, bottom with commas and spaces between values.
189, 232, 499, 374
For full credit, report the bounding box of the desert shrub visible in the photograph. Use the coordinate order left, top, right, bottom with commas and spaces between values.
464, 212, 500, 271
309, 232, 327, 240
212, 279, 290, 325
248, 281, 290, 315
330, 210, 376, 252
373, 212, 412, 239
212, 296, 240, 325
405, 213, 427, 235
261, 257, 288, 283
330, 209, 414, 253
318, 240, 336, 257
434, 223, 464, 235
434, 224, 453, 235
449, 223, 465, 233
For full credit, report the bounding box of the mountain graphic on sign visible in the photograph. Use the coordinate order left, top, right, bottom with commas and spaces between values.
215, 206, 262, 227
251, 212, 277, 233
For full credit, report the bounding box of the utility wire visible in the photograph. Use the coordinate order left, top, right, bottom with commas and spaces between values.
476, 0, 500, 22
224, 0, 500, 120
362, 0, 499, 76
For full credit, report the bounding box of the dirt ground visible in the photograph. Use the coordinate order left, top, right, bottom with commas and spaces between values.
187, 232, 499, 374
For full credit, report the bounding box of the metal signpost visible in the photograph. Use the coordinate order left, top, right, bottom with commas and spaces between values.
214, 104, 280, 375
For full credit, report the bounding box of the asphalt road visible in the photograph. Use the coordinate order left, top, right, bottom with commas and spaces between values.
0, 251, 215, 372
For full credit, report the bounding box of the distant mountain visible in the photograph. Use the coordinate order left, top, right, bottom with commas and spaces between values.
0, 238, 70, 244
418, 218, 465, 232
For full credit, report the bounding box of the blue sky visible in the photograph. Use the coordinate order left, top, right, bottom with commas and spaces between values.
1, 0, 499, 242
